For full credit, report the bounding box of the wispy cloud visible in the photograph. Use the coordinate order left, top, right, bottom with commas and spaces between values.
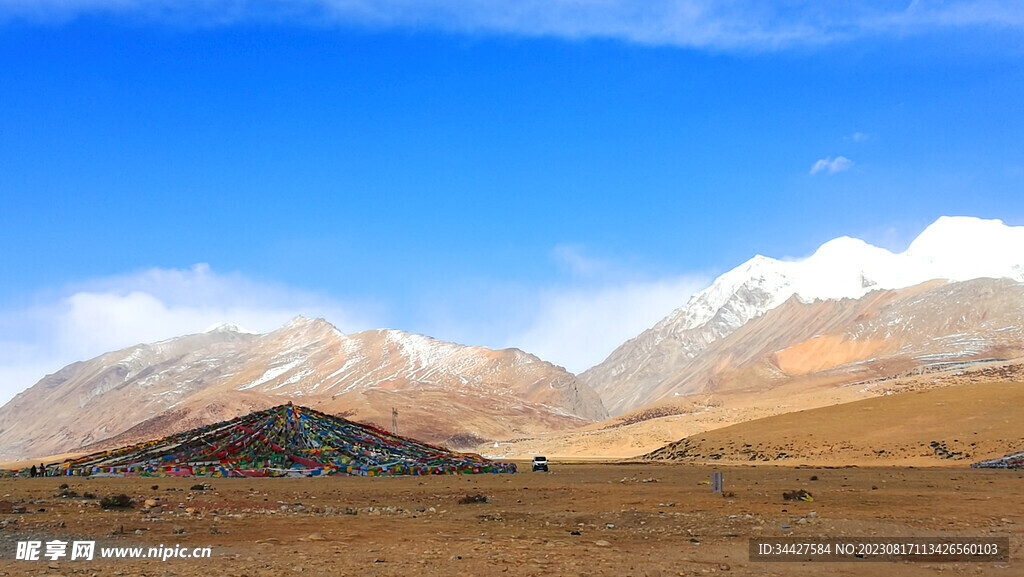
401, 247, 709, 374
2, 1, 1022, 50
551, 244, 609, 278
846, 132, 871, 143
810, 155, 854, 175
510, 248, 709, 373
0, 264, 377, 404
503, 275, 709, 373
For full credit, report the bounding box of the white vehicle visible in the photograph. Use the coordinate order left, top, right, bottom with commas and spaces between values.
531, 456, 549, 472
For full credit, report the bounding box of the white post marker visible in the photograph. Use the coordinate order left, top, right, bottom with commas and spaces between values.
711, 471, 723, 493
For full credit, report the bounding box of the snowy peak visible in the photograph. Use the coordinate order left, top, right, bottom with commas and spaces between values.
906, 216, 1015, 258
281, 316, 332, 331
794, 237, 902, 300
718, 216, 1024, 308
667, 254, 794, 332
267, 316, 346, 342
804, 235, 892, 266
905, 216, 1024, 281
204, 322, 252, 334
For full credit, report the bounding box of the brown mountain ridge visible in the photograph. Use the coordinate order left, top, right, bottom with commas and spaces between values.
0, 317, 607, 460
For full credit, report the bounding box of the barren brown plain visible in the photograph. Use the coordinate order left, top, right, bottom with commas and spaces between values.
0, 462, 1020, 576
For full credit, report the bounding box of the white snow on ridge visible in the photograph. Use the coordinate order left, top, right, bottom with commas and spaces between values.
670, 217, 1024, 335
269, 368, 315, 391
237, 359, 305, 391
385, 330, 463, 368
672, 255, 796, 331
204, 322, 254, 334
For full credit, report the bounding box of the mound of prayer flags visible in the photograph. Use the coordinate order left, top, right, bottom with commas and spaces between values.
972, 450, 1024, 470
37, 403, 515, 478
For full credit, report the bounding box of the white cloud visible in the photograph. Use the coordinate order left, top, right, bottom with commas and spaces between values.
810, 155, 854, 175
847, 132, 871, 143
1, 1, 1022, 50
499, 248, 709, 373
551, 244, 608, 278
0, 264, 377, 405
504, 275, 708, 374
394, 247, 708, 375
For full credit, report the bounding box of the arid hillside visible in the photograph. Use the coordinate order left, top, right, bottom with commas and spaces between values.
478, 359, 1024, 460
0, 317, 606, 459
643, 379, 1024, 466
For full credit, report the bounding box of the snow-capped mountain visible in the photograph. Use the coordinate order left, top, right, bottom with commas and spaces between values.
0, 317, 607, 459
581, 217, 1024, 414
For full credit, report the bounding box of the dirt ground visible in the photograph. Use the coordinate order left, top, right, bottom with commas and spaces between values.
0, 463, 1020, 576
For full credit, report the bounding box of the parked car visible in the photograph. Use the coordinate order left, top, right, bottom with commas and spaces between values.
531, 456, 549, 472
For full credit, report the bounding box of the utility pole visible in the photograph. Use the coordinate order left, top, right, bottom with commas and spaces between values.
391, 407, 398, 436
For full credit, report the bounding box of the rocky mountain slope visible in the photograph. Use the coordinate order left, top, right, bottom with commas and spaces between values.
646, 277, 1024, 401
582, 216, 1024, 414
0, 317, 606, 460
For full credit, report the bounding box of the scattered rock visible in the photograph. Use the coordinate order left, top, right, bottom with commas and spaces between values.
100, 494, 132, 509
782, 490, 813, 502
458, 494, 488, 504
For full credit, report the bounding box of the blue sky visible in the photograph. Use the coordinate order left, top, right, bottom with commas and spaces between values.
1, 1, 1023, 403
